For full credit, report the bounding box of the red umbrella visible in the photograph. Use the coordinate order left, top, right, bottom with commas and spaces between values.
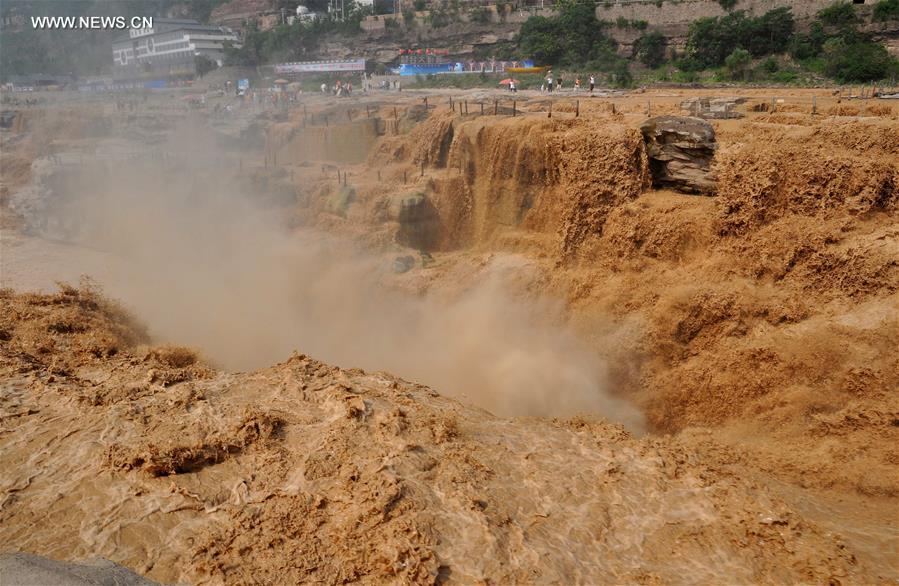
498, 78, 519, 85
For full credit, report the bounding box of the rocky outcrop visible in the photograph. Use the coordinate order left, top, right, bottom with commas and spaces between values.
679, 97, 746, 119
640, 116, 717, 195
388, 191, 441, 250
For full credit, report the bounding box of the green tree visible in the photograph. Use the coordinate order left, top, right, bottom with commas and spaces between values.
194, 55, 218, 77
469, 6, 491, 24
823, 37, 898, 82
519, 16, 563, 64
685, 7, 793, 68
817, 2, 859, 27
724, 47, 752, 80
744, 7, 793, 57
685, 12, 750, 67
788, 21, 826, 59
873, 0, 899, 21
611, 60, 632, 87
518, 0, 618, 68
633, 31, 667, 68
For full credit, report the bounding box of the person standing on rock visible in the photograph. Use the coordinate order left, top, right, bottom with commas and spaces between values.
589, 75, 595, 93
510, 79, 517, 93
546, 71, 554, 93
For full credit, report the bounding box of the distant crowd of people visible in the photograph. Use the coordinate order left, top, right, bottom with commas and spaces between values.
321, 80, 355, 97
504, 70, 599, 93
540, 70, 596, 93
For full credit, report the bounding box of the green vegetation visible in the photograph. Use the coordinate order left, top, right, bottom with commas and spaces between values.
225, 4, 365, 66
519, 0, 617, 67
873, 0, 899, 21
684, 7, 794, 68
724, 47, 751, 80
615, 17, 649, 30
676, 2, 897, 83
518, 0, 631, 84
469, 6, 491, 24
633, 32, 667, 69
194, 55, 218, 78
822, 37, 897, 82
817, 1, 859, 27
811, 2, 898, 81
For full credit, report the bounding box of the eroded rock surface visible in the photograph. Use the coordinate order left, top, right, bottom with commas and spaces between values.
640, 115, 717, 194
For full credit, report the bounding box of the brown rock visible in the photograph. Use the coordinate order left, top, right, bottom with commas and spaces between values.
640, 116, 717, 195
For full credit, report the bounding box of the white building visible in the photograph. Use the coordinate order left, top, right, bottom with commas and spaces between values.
111, 18, 241, 79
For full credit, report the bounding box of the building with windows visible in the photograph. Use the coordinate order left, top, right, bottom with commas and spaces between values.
111, 18, 241, 80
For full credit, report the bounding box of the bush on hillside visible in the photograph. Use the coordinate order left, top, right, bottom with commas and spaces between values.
817, 2, 859, 27
788, 21, 827, 59
873, 0, 899, 21
725, 47, 752, 80
822, 37, 899, 82
634, 32, 668, 68
685, 7, 794, 68
519, 0, 622, 69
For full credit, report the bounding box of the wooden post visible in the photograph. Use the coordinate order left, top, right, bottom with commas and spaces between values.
449, 96, 453, 108
420, 161, 424, 177
513, 101, 516, 116
394, 106, 398, 121
424, 96, 429, 109
494, 100, 498, 115
337, 169, 341, 183
404, 170, 407, 185
480, 102, 484, 115
647, 100, 651, 117
812, 95, 817, 115
575, 100, 579, 117
465, 100, 468, 115
366, 105, 371, 117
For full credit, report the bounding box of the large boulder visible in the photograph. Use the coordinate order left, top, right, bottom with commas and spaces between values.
640, 116, 717, 194
388, 191, 441, 250
679, 97, 746, 119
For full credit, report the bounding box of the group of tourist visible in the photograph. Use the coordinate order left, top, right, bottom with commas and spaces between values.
542, 70, 596, 93
321, 80, 356, 97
